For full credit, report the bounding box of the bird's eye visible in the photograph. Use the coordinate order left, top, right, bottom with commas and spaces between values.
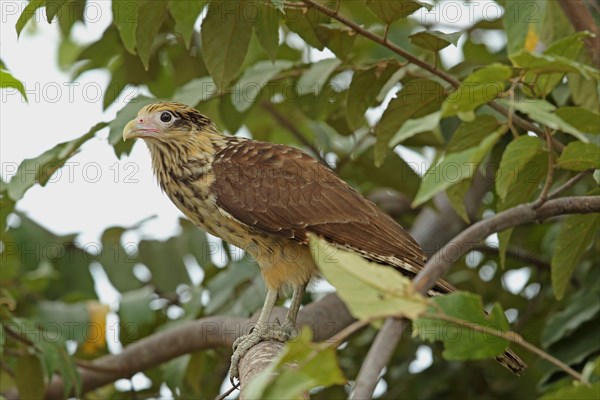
160, 112, 172, 123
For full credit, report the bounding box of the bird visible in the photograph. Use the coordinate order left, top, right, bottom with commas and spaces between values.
122, 101, 526, 382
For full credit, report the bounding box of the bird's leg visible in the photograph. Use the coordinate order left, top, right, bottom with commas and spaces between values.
280, 284, 305, 336
230, 288, 281, 381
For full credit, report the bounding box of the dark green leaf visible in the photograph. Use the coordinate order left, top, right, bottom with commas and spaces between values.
375, 80, 446, 166
556, 107, 600, 134
0, 69, 27, 101
539, 382, 600, 400
16, 355, 45, 399
16, 0, 44, 37
253, 2, 280, 60
365, 0, 431, 24
446, 179, 471, 223
169, 0, 204, 49
112, 0, 138, 54
496, 136, 545, 202
511, 51, 600, 80
346, 61, 400, 130
201, 0, 253, 88
138, 237, 191, 293
409, 30, 463, 52
442, 64, 511, 117
415, 292, 510, 360
556, 142, 600, 171
446, 115, 501, 153
98, 227, 141, 292
136, 0, 168, 70
7, 122, 107, 201
542, 284, 600, 347
551, 213, 600, 300
45, 0, 69, 22
284, 7, 327, 50
316, 24, 357, 61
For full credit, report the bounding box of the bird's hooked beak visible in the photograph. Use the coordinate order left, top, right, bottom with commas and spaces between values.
123, 118, 160, 141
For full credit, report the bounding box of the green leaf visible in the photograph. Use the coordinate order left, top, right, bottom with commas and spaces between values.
119, 287, 157, 334
284, 7, 327, 50
505, 98, 589, 142
365, 0, 431, 24
201, 0, 253, 88
415, 292, 510, 360
496, 136, 545, 202
136, 0, 168, 70
98, 227, 141, 292
16, 355, 45, 399
446, 179, 471, 223
0, 69, 27, 101
309, 235, 428, 321
45, 0, 69, 22
169, 0, 204, 49
34, 301, 91, 343
16, 0, 44, 37
447, 115, 501, 153
526, 32, 589, 96
413, 125, 506, 207
315, 24, 357, 61
346, 61, 400, 130
504, 0, 543, 56
409, 30, 463, 52
511, 51, 600, 80
389, 112, 441, 148
233, 60, 292, 112
253, 2, 280, 60
442, 64, 511, 117
551, 213, 600, 300
375, 79, 446, 166
556, 142, 600, 171
539, 382, 600, 400
542, 284, 600, 348
245, 328, 346, 399
296, 58, 341, 96
112, 0, 138, 54
556, 107, 600, 134
7, 122, 107, 201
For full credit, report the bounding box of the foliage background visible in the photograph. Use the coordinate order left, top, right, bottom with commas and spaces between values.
1, 0, 599, 399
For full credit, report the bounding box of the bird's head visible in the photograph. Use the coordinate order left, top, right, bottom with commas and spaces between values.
122, 102, 217, 144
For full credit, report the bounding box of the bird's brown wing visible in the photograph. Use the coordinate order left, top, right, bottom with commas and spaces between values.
212, 139, 430, 279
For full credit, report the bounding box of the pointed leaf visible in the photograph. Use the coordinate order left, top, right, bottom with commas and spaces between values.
201, 0, 253, 88
556, 142, 600, 171
346, 61, 400, 130
0, 69, 27, 101
16, 0, 44, 37
555, 107, 600, 134
366, 0, 431, 24
112, 0, 138, 54
45, 0, 69, 22
253, 2, 280, 60
375, 79, 446, 166
169, 0, 204, 49
551, 213, 600, 300
136, 0, 168, 69
409, 30, 463, 52
233, 60, 292, 112
496, 136, 545, 202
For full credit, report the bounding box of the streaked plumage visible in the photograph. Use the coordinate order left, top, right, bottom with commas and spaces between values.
123, 101, 526, 378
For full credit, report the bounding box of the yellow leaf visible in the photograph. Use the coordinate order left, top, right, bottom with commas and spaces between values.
525, 28, 539, 52
81, 301, 109, 355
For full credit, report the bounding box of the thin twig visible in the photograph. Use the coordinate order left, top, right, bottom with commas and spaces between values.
261, 101, 329, 165
547, 169, 594, 200
533, 129, 555, 208
423, 312, 586, 383
215, 382, 239, 400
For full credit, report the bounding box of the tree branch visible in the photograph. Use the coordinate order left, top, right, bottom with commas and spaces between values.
21, 294, 354, 400
413, 196, 600, 293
